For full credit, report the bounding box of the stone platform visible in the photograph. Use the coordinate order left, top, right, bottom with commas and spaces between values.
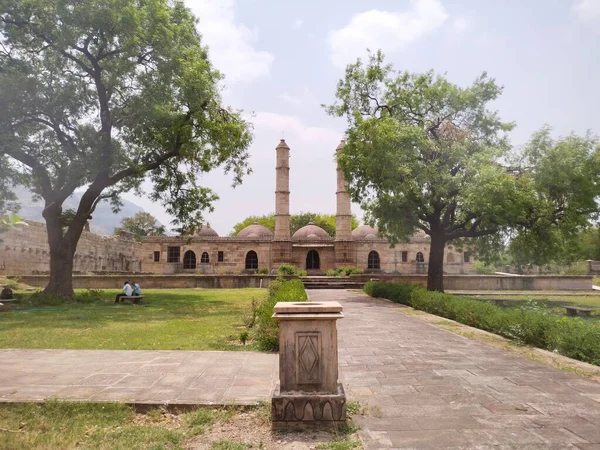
310, 289, 600, 450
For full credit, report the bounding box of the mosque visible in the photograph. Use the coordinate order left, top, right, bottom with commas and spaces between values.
140, 140, 473, 275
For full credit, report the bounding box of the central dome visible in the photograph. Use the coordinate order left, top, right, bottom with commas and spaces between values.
292, 222, 330, 240
195, 225, 219, 237
237, 222, 273, 239
352, 225, 379, 240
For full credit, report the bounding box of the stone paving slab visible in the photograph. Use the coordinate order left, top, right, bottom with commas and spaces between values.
0, 349, 277, 405
308, 289, 600, 450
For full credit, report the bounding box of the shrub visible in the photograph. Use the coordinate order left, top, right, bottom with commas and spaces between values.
257, 267, 269, 275
364, 281, 600, 367
277, 264, 307, 277
255, 277, 307, 351
326, 267, 363, 277
26, 289, 105, 306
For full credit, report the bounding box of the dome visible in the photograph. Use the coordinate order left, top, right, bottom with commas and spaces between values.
352, 225, 379, 240
292, 222, 330, 240
237, 222, 273, 239
195, 225, 219, 237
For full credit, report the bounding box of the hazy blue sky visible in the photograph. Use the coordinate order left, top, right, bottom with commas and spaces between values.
123, 0, 600, 235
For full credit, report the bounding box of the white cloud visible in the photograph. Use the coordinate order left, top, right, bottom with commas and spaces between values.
279, 88, 318, 107
186, 0, 274, 83
452, 17, 469, 32
328, 0, 448, 68
294, 19, 304, 29
574, 0, 600, 22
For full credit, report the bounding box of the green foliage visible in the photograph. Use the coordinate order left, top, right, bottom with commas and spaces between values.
471, 261, 497, 274
365, 282, 600, 365
325, 266, 363, 277
114, 212, 165, 241
326, 51, 600, 290
0, 0, 252, 294
255, 278, 308, 351
277, 264, 307, 276
229, 212, 359, 237
239, 330, 249, 346
256, 267, 269, 275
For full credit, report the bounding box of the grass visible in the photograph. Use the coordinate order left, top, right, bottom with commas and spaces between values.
0, 401, 363, 450
0, 289, 267, 350
0, 401, 240, 450
465, 293, 600, 323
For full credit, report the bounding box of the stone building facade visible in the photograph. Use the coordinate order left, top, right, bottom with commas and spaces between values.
1, 139, 473, 276
139, 140, 473, 275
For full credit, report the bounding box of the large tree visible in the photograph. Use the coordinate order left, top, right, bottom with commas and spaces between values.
114, 212, 165, 241
0, 0, 252, 295
327, 52, 600, 291
229, 212, 359, 237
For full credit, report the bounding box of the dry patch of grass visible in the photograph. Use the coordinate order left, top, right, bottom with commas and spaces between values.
0, 401, 362, 450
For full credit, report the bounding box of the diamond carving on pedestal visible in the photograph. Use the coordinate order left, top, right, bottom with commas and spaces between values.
296, 332, 321, 384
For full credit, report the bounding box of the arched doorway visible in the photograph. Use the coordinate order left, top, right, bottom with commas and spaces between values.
245, 250, 258, 270
367, 251, 380, 269
183, 250, 197, 269
306, 250, 320, 269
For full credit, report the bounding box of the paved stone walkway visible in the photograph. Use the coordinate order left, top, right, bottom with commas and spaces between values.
0, 349, 277, 405
309, 289, 600, 450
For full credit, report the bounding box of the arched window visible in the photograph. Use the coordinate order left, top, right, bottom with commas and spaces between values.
183, 250, 197, 269
201, 252, 210, 264
306, 250, 320, 269
416, 252, 425, 263
245, 251, 258, 270
367, 251, 381, 269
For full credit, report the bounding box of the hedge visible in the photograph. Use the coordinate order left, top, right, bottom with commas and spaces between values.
255, 277, 308, 351
364, 281, 600, 366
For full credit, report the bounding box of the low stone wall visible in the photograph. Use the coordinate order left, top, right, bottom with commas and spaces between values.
18, 274, 297, 289
351, 274, 593, 291
15, 274, 592, 291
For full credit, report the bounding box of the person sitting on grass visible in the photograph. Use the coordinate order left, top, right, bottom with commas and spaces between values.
115, 281, 132, 303
1, 286, 13, 300
132, 281, 141, 296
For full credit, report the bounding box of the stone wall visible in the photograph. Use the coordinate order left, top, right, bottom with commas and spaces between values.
351, 274, 593, 291
15, 273, 592, 291
19, 274, 296, 289
0, 221, 143, 276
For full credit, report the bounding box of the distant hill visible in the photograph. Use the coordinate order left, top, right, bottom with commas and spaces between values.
13, 186, 156, 235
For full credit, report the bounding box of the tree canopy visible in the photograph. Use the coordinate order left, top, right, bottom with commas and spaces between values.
0, 0, 252, 294
229, 212, 359, 237
327, 51, 600, 291
114, 212, 165, 241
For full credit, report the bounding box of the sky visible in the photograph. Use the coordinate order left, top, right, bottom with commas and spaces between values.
123, 0, 600, 236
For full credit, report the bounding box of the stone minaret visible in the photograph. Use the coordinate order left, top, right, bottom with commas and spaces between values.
335, 140, 354, 266
273, 139, 292, 265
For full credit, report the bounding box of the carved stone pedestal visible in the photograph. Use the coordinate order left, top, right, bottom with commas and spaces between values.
271, 301, 346, 430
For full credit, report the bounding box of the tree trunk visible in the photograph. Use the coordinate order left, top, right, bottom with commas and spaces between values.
427, 232, 446, 292
44, 241, 76, 296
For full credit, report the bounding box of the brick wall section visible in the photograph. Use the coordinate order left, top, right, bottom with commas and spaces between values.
15, 274, 592, 290
18, 274, 296, 289
0, 221, 142, 276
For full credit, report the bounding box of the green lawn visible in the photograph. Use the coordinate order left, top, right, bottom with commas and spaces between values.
0, 289, 266, 350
